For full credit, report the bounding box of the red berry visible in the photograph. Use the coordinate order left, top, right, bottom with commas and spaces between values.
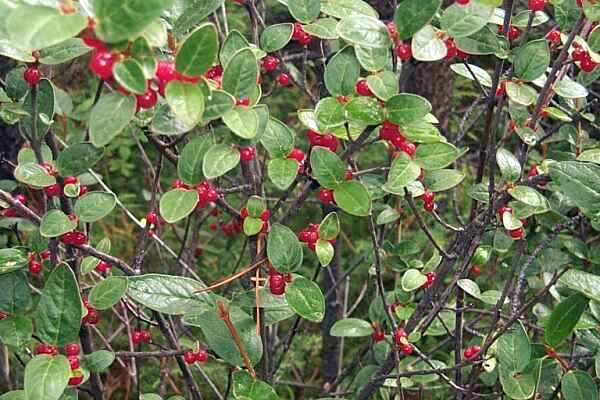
24, 67, 42, 86
277, 72, 290, 86
546, 30, 561, 43
355, 79, 373, 96
67, 356, 80, 370
345, 169, 353, 180
184, 350, 196, 364
35, 344, 58, 356
572, 47, 587, 62
136, 89, 158, 110
306, 129, 322, 146
528, 164, 540, 178
140, 330, 151, 343
172, 179, 189, 189
576, 0, 583, 6
419, 190, 434, 204
395, 43, 412, 61
298, 229, 310, 242
40, 250, 51, 260
41, 162, 58, 176
423, 200, 435, 213
580, 57, 598, 73
83, 308, 100, 325
78, 185, 89, 196
28, 260, 42, 274
509, 227, 525, 240
498, 206, 512, 217
421, 272, 436, 289
65, 343, 80, 356
195, 349, 208, 362
236, 97, 250, 107
269, 272, 286, 295
0, 311, 5, 320
292, 23, 304, 39
393, 328, 408, 345
296, 31, 313, 46
59, 231, 87, 246
528, 0, 545, 12
386, 22, 398, 40
146, 211, 159, 225
239, 147, 256, 161
83, 36, 107, 51
445, 38, 458, 59
287, 148, 306, 163
372, 329, 385, 343
260, 210, 270, 222
508, 26, 520, 41
89, 51, 115, 80
68, 375, 83, 386
320, 134, 339, 152
240, 208, 249, 219
205, 65, 223, 80
471, 265, 482, 276
63, 176, 78, 185
262, 56, 280, 72
456, 0, 470, 4
463, 345, 481, 360
132, 331, 144, 345
95, 261, 112, 273
398, 141, 416, 157
318, 188, 334, 205
401, 344, 414, 355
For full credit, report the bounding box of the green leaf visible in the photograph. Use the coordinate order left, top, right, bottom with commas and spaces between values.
354, 46, 389, 72
165, 81, 205, 129
0, 249, 29, 275
24, 355, 71, 400
285, 276, 325, 322
220, 30, 250, 67
498, 362, 539, 400
303, 18, 339, 39
94, 0, 175, 43
267, 224, 303, 272
246, 196, 266, 218
561, 370, 598, 400
159, 189, 199, 224
325, 46, 360, 96
549, 161, 600, 219
184, 306, 262, 366
376, 207, 400, 225
260, 118, 295, 158
559, 269, 600, 303
310, 146, 347, 189
232, 370, 278, 400
367, 71, 399, 101
127, 274, 208, 315
496, 322, 530, 372
336, 15, 391, 49
441, 2, 494, 39
82, 350, 115, 373
73, 191, 116, 223
38, 38, 91, 65
402, 269, 427, 291
222, 48, 259, 99
496, 148, 521, 181
330, 318, 373, 337
40, 210, 77, 238
203, 143, 240, 179
289, 0, 321, 23
320, 0, 378, 19
394, 0, 441, 40
88, 276, 128, 310
203, 90, 235, 121
455, 26, 501, 55
544, 293, 588, 348
0, 272, 31, 314
577, 149, 600, 164
555, 78, 588, 99
7, 5, 87, 51
319, 212, 340, 240
56, 143, 104, 177
316, 239, 334, 266
113, 59, 147, 94
507, 186, 547, 208
345, 97, 385, 125
267, 158, 298, 190
457, 278, 482, 299
260, 23, 293, 52
450, 63, 492, 87
177, 136, 212, 185
383, 152, 421, 194
513, 39, 550, 82
173, 0, 223, 36
34, 263, 82, 345
15, 162, 57, 188
222, 107, 259, 139
176, 23, 219, 77
89, 93, 136, 147
411, 25, 447, 61
0, 315, 32, 347
243, 217, 263, 236
81, 238, 111, 274
423, 169, 465, 192
415, 142, 461, 170
334, 180, 372, 216
315, 97, 346, 129
505, 82, 537, 106
386, 94, 432, 126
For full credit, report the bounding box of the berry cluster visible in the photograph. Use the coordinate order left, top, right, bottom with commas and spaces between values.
546, 29, 561, 43
60, 230, 88, 246
498, 25, 521, 41
292, 23, 313, 47
261, 56, 290, 87
498, 206, 525, 240
131, 330, 152, 345
393, 328, 414, 355
27, 250, 49, 274
183, 348, 209, 364
297, 223, 335, 251
268, 268, 292, 295
572, 45, 598, 73
34, 343, 84, 385
306, 130, 339, 152
171, 179, 219, 210
95, 260, 113, 273
463, 345, 482, 361
378, 121, 417, 157
386, 22, 412, 62
417, 189, 435, 213
82, 298, 100, 325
